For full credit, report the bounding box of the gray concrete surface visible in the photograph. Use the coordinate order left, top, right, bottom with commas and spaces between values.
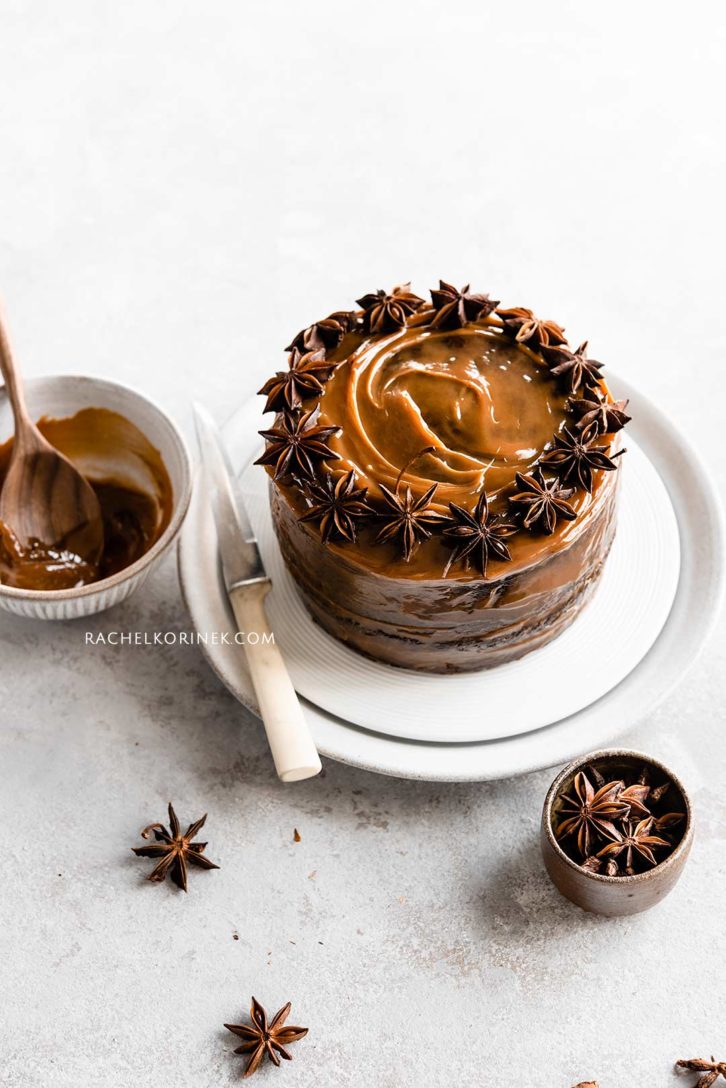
1, 3, 725, 1085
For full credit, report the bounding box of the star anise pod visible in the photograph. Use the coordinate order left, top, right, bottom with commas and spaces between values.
543, 340, 604, 393
429, 281, 499, 329
649, 781, 671, 805
285, 310, 355, 354
539, 425, 619, 493
258, 348, 337, 413
555, 771, 630, 858
442, 492, 516, 577
571, 390, 631, 435
509, 467, 577, 534
356, 283, 425, 334
299, 470, 374, 543
131, 802, 219, 892
225, 997, 308, 1079
374, 482, 444, 561
597, 817, 670, 874
617, 782, 652, 819
676, 1058, 726, 1087
256, 409, 341, 482
654, 810, 686, 832
497, 306, 567, 350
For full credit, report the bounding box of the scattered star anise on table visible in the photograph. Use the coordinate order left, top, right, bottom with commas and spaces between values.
442, 492, 516, 577
509, 468, 577, 534
225, 997, 308, 1079
299, 470, 374, 543
555, 771, 630, 859
374, 482, 444, 561
597, 817, 670, 875
285, 310, 355, 354
356, 283, 425, 334
429, 280, 499, 329
539, 425, 619, 493
131, 802, 219, 892
570, 390, 631, 435
496, 306, 567, 350
676, 1058, 726, 1087
256, 409, 341, 482
258, 348, 337, 413
543, 340, 604, 393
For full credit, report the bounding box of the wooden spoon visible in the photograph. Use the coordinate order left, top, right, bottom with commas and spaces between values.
0, 308, 104, 565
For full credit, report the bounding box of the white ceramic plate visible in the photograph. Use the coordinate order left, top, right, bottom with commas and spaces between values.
178, 376, 724, 780
239, 429, 679, 742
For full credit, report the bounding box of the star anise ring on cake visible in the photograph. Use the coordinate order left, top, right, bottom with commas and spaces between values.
257, 280, 631, 672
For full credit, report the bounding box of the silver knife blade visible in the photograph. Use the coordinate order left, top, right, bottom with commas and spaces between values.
193, 402, 268, 591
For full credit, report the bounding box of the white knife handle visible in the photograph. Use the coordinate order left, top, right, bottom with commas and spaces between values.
229, 581, 322, 782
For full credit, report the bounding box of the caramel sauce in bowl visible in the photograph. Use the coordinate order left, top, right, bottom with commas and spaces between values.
0, 376, 191, 619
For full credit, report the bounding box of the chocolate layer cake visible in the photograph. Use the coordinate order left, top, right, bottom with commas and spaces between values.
257, 282, 630, 673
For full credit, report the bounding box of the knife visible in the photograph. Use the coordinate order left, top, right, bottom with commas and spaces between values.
193, 403, 322, 782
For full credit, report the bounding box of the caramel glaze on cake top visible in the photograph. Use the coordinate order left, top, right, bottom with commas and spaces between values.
272, 319, 618, 579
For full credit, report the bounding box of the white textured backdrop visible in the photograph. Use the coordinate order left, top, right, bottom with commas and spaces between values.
1, 2, 724, 1086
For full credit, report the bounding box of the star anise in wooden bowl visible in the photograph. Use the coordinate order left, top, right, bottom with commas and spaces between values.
541, 750, 693, 916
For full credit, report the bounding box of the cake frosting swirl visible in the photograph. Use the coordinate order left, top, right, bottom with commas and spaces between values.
319, 323, 574, 508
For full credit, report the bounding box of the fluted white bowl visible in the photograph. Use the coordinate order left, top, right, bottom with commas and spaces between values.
0, 375, 191, 619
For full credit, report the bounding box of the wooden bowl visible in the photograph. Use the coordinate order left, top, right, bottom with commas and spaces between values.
541, 748, 693, 916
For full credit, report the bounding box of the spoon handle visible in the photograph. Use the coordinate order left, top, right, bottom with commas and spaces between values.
0, 306, 32, 430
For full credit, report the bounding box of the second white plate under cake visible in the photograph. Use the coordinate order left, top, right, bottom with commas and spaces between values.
237, 401, 679, 744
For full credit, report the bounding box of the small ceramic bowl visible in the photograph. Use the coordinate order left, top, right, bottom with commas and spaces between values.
0, 375, 191, 619
541, 748, 693, 916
